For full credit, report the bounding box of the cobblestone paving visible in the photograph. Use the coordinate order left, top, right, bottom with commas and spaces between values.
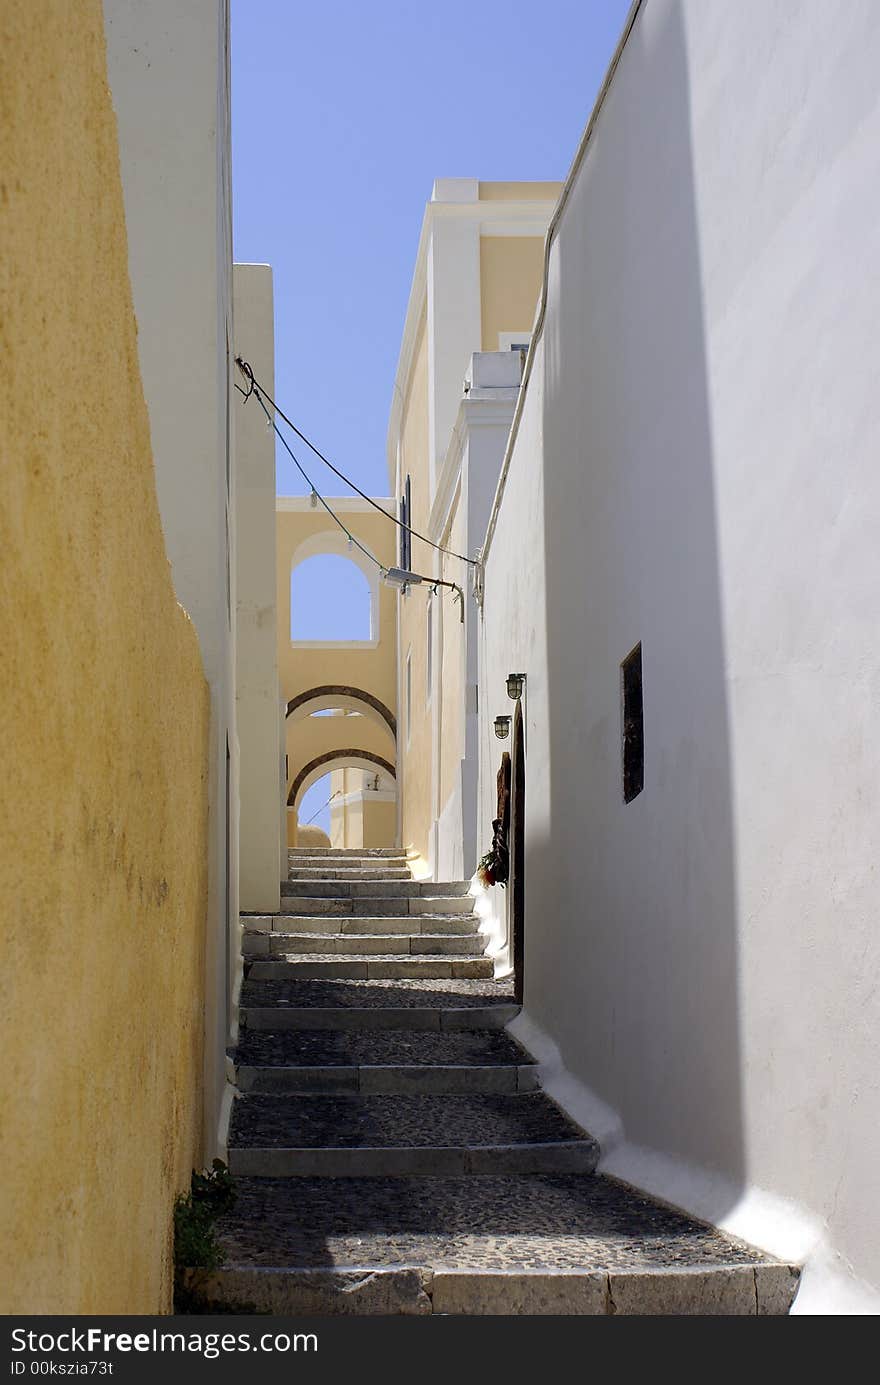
230, 1092, 583, 1149
232, 1028, 534, 1067
217, 857, 792, 1311
215, 1175, 769, 1272
241, 976, 515, 1009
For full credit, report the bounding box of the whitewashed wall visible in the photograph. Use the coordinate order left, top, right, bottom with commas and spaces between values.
434, 354, 520, 881
480, 0, 880, 1312
104, 0, 237, 1158
234, 265, 281, 913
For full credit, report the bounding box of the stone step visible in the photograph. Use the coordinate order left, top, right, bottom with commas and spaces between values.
247, 956, 493, 982
288, 847, 407, 858
290, 845, 408, 852
235, 1062, 538, 1094
288, 867, 414, 881
241, 975, 518, 1033
242, 919, 479, 957
181, 1176, 800, 1315
234, 1027, 534, 1067
278, 895, 475, 917
244, 914, 478, 937
241, 974, 511, 1008
232, 1028, 537, 1096
227, 1091, 598, 1177
242, 1004, 520, 1032
287, 864, 413, 877
281, 879, 471, 898
246, 933, 485, 958
244, 934, 483, 960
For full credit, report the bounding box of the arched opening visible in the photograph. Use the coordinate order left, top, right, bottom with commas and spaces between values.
298, 773, 336, 838
288, 750, 396, 807
290, 553, 375, 643
289, 753, 398, 850
286, 686, 397, 739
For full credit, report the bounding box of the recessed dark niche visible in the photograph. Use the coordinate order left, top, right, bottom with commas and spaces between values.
621, 642, 644, 803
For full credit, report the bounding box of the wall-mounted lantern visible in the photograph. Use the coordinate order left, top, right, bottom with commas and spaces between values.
506, 672, 525, 701
494, 715, 511, 740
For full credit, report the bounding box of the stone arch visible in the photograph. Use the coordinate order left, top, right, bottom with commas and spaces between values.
286, 685, 396, 739
288, 749, 396, 808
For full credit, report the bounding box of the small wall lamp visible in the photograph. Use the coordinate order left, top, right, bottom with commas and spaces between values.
506, 672, 525, 700
494, 715, 511, 740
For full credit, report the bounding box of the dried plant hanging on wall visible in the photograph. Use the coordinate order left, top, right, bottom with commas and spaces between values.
477, 752, 510, 886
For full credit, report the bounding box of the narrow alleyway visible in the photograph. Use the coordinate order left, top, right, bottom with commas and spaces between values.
182, 850, 800, 1315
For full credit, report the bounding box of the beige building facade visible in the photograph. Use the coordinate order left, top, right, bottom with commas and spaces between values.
276, 497, 399, 848
387, 180, 559, 877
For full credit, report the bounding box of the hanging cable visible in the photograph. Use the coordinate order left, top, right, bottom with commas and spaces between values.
235, 357, 476, 567
304, 788, 341, 827
235, 377, 465, 618
247, 386, 387, 575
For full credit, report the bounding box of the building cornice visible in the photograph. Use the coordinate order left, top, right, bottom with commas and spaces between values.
385, 190, 560, 491
333, 788, 397, 808
428, 391, 519, 549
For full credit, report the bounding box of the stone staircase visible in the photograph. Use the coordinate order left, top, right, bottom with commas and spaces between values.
181, 848, 800, 1314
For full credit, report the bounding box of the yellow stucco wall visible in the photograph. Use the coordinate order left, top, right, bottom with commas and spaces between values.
0, 1, 209, 1315
329, 768, 348, 847
477, 180, 562, 203
277, 507, 398, 713
326, 770, 396, 850
362, 799, 397, 848
287, 713, 394, 793
277, 504, 398, 839
480, 236, 547, 352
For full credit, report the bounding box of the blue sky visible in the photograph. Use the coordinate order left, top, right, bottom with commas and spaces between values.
231, 0, 630, 828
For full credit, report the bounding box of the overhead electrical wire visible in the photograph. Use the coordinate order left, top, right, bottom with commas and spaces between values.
235, 357, 476, 567
235, 379, 464, 616
238, 381, 385, 575
304, 788, 341, 826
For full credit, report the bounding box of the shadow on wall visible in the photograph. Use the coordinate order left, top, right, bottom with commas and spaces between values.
530, 1, 745, 1209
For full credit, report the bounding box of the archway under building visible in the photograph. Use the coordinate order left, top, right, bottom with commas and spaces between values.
286, 685, 396, 739
287, 750, 397, 851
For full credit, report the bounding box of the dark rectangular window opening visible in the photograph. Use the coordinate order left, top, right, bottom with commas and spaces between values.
399, 473, 412, 571
621, 642, 644, 803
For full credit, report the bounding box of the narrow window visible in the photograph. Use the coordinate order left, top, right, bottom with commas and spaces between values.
405, 649, 412, 748
398, 493, 407, 568
621, 642, 644, 803
399, 473, 412, 571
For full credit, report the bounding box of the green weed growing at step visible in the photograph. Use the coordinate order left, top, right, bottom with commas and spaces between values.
173, 1159, 236, 1273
